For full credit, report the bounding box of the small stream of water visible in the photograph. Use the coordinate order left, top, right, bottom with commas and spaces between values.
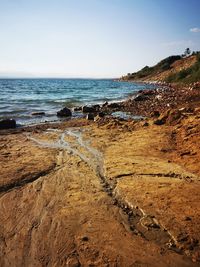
28, 128, 182, 255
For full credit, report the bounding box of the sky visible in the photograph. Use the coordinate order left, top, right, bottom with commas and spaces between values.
0, 0, 200, 78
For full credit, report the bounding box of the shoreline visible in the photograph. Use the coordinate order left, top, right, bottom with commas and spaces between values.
0, 78, 143, 127
0, 79, 161, 129
0, 81, 195, 130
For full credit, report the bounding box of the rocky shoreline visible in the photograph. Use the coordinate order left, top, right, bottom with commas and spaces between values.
1, 81, 200, 266
2, 81, 199, 131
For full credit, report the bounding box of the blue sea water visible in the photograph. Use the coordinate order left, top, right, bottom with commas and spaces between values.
0, 79, 154, 125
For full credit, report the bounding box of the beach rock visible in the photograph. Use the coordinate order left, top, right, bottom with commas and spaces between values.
86, 113, 94, 120
82, 106, 94, 113
93, 104, 101, 110
82, 105, 100, 113
98, 112, 105, 117
57, 107, 72, 117
81, 236, 89, 242
107, 102, 121, 108
154, 109, 183, 126
73, 107, 82, 112
153, 118, 165, 125
31, 112, 45, 116
151, 111, 160, 117
0, 119, 16, 130
153, 109, 173, 126
166, 109, 182, 125
138, 89, 155, 96
102, 101, 108, 107
133, 94, 149, 101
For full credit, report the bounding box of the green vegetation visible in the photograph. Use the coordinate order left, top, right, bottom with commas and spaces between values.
166, 52, 200, 84
183, 47, 191, 57
125, 55, 181, 80
122, 49, 200, 84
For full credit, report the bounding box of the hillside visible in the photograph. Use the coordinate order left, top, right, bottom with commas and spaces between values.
121, 52, 200, 84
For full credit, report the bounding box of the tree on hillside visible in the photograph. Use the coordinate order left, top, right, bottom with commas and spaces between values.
184, 48, 191, 57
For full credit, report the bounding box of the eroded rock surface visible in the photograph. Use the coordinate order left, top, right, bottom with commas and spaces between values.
0, 119, 200, 266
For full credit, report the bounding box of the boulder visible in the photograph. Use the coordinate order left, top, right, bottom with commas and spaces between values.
86, 113, 94, 120
57, 107, 72, 117
82, 105, 100, 113
0, 119, 16, 130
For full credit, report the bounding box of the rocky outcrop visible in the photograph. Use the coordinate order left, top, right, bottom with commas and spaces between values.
153, 109, 183, 126
119, 83, 200, 118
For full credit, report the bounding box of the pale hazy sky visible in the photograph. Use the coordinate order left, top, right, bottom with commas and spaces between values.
0, 0, 200, 78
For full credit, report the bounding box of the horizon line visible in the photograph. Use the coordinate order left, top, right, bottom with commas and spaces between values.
0, 76, 118, 80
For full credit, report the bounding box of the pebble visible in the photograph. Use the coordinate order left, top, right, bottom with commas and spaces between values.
81, 236, 89, 242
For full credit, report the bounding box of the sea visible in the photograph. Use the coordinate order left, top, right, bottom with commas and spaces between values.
0, 79, 155, 125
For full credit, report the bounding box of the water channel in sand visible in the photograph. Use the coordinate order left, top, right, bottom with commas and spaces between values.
28, 128, 181, 253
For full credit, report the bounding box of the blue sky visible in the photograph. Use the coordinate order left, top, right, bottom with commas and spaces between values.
0, 0, 200, 78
